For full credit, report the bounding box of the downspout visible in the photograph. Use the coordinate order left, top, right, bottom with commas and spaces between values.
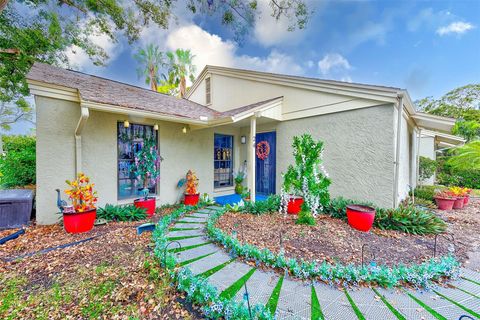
75, 105, 89, 175
415, 128, 422, 186
393, 93, 404, 208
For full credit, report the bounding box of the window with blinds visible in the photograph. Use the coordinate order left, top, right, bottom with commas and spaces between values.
205, 77, 211, 104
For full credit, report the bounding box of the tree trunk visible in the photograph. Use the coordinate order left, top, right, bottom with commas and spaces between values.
0, 0, 9, 12
180, 77, 186, 98
149, 67, 157, 91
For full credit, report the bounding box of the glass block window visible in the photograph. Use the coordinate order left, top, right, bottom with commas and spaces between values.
214, 134, 233, 188
117, 122, 158, 200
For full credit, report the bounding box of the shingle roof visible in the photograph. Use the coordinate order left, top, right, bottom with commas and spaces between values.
27, 63, 220, 121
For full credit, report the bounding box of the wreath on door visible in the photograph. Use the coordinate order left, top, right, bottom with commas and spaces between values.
256, 141, 270, 160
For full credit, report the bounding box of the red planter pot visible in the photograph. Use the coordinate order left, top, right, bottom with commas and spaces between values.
63, 209, 96, 234
453, 197, 465, 209
184, 193, 200, 206
435, 197, 455, 210
464, 195, 470, 206
134, 197, 156, 216
346, 205, 376, 232
287, 196, 304, 214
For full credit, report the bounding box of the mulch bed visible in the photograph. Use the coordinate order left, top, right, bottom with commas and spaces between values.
0, 205, 203, 319
216, 198, 480, 268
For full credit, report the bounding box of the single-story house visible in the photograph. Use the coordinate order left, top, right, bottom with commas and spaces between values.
26, 63, 464, 224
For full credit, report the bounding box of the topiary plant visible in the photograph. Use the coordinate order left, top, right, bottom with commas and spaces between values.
281, 134, 331, 216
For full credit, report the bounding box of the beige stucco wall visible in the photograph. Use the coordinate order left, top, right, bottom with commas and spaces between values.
238, 105, 396, 208
35, 96, 242, 224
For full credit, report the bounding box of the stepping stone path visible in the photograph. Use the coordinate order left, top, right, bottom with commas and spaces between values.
165, 207, 480, 319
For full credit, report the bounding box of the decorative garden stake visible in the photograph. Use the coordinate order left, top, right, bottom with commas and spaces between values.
243, 281, 253, 319
433, 233, 455, 258
458, 316, 475, 320
163, 241, 182, 268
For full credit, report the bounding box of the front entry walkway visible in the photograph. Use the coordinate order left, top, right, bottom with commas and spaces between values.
165, 207, 480, 319
214, 194, 268, 206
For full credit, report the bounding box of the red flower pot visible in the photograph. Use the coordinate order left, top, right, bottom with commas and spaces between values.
453, 197, 465, 209
346, 205, 376, 232
287, 196, 304, 214
134, 197, 156, 216
63, 209, 96, 234
464, 195, 469, 206
435, 197, 455, 210
184, 193, 200, 206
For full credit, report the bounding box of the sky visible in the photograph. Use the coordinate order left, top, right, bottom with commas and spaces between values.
9, 0, 480, 134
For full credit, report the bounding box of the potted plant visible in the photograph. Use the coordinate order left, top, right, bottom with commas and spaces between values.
281, 134, 331, 215
183, 170, 200, 206
449, 187, 467, 209
233, 165, 246, 194
241, 189, 251, 202
434, 190, 456, 210
63, 173, 98, 233
346, 205, 376, 232
131, 140, 162, 216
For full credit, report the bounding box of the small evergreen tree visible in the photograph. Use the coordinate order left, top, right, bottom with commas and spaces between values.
282, 134, 331, 216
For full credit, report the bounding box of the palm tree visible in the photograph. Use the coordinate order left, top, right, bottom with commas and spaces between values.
134, 44, 164, 91
164, 49, 196, 98
447, 141, 480, 170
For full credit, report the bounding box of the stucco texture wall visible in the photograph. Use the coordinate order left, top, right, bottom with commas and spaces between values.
35, 96, 241, 224
238, 105, 396, 208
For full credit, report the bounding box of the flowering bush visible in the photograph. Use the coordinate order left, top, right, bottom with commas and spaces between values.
448, 186, 469, 197
131, 140, 162, 199
185, 170, 199, 195
206, 209, 459, 289
64, 173, 98, 212
152, 205, 273, 319
281, 134, 331, 216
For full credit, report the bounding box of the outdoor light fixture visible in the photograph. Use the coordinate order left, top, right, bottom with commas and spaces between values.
182, 126, 187, 134
153, 123, 159, 131
241, 135, 246, 144
123, 120, 130, 128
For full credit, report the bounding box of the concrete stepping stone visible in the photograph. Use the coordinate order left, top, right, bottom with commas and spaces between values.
375, 288, 436, 320
171, 222, 205, 228
348, 288, 400, 320
178, 217, 207, 223
434, 286, 480, 314
275, 277, 311, 320
166, 236, 208, 248
451, 277, 480, 297
313, 283, 360, 320
187, 251, 232, 276
175, 243, 219, 263
207, 260, 254, 293
166, 229, 204, 238
233, 270, 278, 307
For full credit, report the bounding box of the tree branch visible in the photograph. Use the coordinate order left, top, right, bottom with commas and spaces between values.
0, 0, 9, 12
0, 48, 20, 54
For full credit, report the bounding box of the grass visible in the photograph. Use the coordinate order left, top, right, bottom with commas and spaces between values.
169, 227, 200, 231
178, 251, 217, 267
219, 268, 256, 300
265, 275, 284, 315
175, 221, 206, 224
371, 288, 406, 320
311, 286, 324, 320
168, 241, 212, 253
344, 290, 366, 320
167, 235, 203, 241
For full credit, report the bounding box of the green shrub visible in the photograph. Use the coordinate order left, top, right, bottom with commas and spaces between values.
437, 155, 480, 189
295, 210, 316, 225
97, 204, 147, 221
412, 185, 439, 201
240, 194, 280, 215
0, 135, 36, 188
419, 156, 438, 182
323, 197, 446, 235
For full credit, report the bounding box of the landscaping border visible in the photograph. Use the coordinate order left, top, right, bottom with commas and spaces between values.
206, 209, 461, 288
152, 205, 274, 320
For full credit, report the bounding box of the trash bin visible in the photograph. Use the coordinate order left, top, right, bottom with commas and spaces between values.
0, 189, 34, 229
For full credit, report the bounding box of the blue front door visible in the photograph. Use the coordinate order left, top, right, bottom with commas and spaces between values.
255, 131, 276, 195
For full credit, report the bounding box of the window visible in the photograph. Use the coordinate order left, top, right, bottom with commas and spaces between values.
205, 77, 211, 105
117, 122, 158, 199
214, 134, 233, 188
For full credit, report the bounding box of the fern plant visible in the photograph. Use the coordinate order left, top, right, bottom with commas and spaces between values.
97, 204, 147, 221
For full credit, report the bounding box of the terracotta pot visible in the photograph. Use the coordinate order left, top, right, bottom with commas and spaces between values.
63, 209, 96, 233
346, 205, 376, 232
435, 197, 455, 210
184, 193, 200, 206
134, 197, 156, 216
464, 195, 469, 206
453, 197, 465, 209
287, 196, 303, 214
